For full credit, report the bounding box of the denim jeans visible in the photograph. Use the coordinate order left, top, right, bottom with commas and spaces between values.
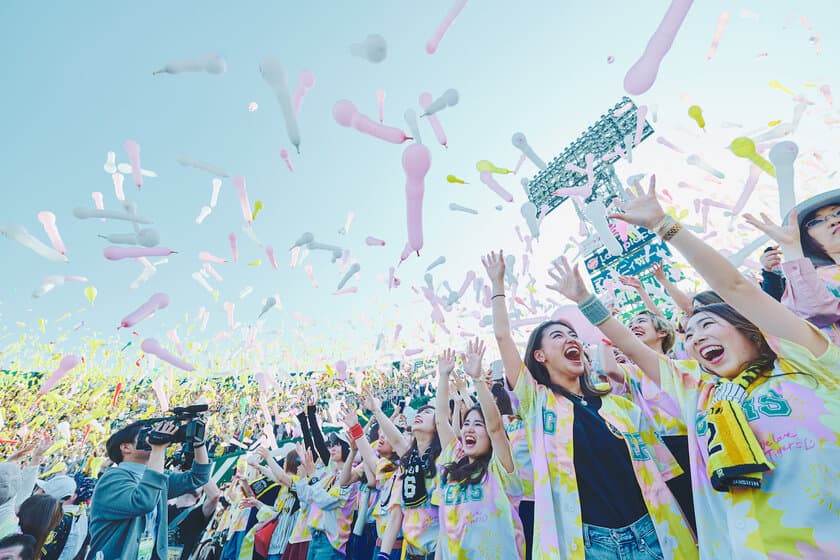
305, 530, 345, 560
582, 514, 664, 560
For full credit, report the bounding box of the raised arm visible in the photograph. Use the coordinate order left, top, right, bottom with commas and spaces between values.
463, 338, 514, 472
306, 401, 331, 468
548, 257, 663, 385
435, 349, 457, 448
619, 275, 665, 318
338, 445, 359, 487
612, 178, 827, 357
364, 390, 410, 457
482, 250, 524, 388
651, 261, 694, 314
254, 446, 293, 487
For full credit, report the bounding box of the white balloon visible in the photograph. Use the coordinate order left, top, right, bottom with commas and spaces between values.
520, 202, 540, 238
177, 155, 230, 178
260, 57, 301, 153
449, 203, 478, 214
426, 256, 446, 271
210, 179, 222, 208
686, 154, 725, 179
337, 262, 361, 290
421, 88, 459, 117
0, 224, 68, 263
258, 296, 277, 318
404, 109, 422, 144
349, 34, 387, 63
74, 207, 152, 224
153, 54, 227, 75
584, 200, 623, 256
239, 286, 254, 299
32, 275, 65, 298
768, 141, 799, 218
116, 163, 157, 177
196, 206, 212, 224
511, 132, 546, 170
103, 151, 117, 174
291, 232, 314, 249
98, 228, 160, 247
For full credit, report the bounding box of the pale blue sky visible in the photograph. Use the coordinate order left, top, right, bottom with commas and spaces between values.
1, 1, 839, 373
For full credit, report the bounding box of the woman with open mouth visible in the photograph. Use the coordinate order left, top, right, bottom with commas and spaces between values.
434, 338, 525, 559
482, 251, 698, 560
556, 176, 840, 558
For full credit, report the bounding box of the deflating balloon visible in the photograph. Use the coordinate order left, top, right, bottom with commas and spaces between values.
291, 232, 314, 249
449, 203, 478, 214
584, 200, 623, 256
39, 355, 81, 394
520, 202, 540, 237
420, 89, 459, 117
103, 246, 175, 260
419, 92, 448, 147
98, 228, 160, 247
120, 292, 169, 328
292, 69, 315, 114
124, 140, 143, 189
0, 224, 69, 263
141, 338, 195, 372
153, 54, 226, 75
37, 211, 66, 255
426, 0, 469, 54
687, 105, 705, 129
729, 137, 776, 177
74, 207, 152, 224
349, 34, 387, 63
337, 263, 361, 290
260, 57, 301, 153
402, 143, 432, 252
768, 141, 798, 217
511, 132, 546, 170
259, 296, 277, 318
176, 155, 230, 178
333, 99, 411, 144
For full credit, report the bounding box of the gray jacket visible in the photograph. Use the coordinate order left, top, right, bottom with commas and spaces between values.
87, 460, 211, 560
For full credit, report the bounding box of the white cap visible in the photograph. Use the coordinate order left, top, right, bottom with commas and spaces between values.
35, 474, 77, 501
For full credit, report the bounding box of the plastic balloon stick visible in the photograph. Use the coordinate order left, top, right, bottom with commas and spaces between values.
291, 232, 314, 249
0, 224, 68, 262
707, 11, 730, 59
199, 251, 226, 263
120, 293, 169, 328
404, 109, 422, 144
426, 0, 468, 54
304, 264, 319, 288
266, 245, 278, 269
624, 0, 694, 95
153, 54, 226, 75
239, 286, 253, 299
192, 271, 212, 292
259, 296, 277, 318
511, 132, 546, 170
446, 174, 466, 184
449, 202, 478, 214
768, 79, 794, 96
729, 137, 776, 177
420, 89, 459, 117
584, 200, 623, 256
656, 136, 684, 152
203, 263, 223, 281
333, 100, 411, 144
476, 160, 513, 175
521, 202, 540, 237
687, 105, 705, 129
39, 355, 81, 394
426, 256, 446, 271
177, 155, 230, 178
232, 176, 252, 224
403, 143, 432, 252
103, 151, 117, 173
686, 154, 725, 178
74, 207, 151, 224
377, 89, 386, 122
92, 192, 105, 217
37, 211, 66, 255
337, 262, 361, 290
479, 171, 514, 202
820, 84, 833, 106
98, 228, 160, 247
292, 69, 315, 114
111, 173, 125, 202
350, 34, 387, 63
419, 93, 448, 147
768, 141, 798, 217
279, 149, 294, 172
196, 206, 212, 224
124, 140, 143, 189
365, 236, 386, 246
104, 246, 174, 261
260, 57, 301, 153
141, 338, 194, 372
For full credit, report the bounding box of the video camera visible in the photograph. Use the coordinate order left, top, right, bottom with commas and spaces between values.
136, 404, 209, 468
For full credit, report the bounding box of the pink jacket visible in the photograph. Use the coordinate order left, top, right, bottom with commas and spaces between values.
780, 258, 840, 344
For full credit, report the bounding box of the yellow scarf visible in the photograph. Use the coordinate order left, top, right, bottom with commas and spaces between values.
705, 365, 775, 492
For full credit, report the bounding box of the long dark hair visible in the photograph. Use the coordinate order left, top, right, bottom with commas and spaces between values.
18, 494, 63, 556
692, 290, 723, 307
691, 303, 777, 376
491, 382, 514, 416
443, 405, 492, 486
800, 207, 836, 267
399, 405, 441, 477
524, 320, 610, 398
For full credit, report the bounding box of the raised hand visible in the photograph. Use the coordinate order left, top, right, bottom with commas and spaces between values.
481, 250, 506, 287
361, 388, 381, 413
608, 175, 667, 230
650, 261, 666, 282
462, 337, 486, 379
759, 246, 783, 272
254, 446, 273, 462
437, 348, 456, 377
618, 275, 643, 290
744, 210, 801, 249
547, 257, 592, 304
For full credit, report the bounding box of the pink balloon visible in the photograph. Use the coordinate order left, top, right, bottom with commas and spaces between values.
120, 292, 169, 328
167, 328, 183, 355
37, 211, 66, 255
224, 301, 235, 329
228, 233, 238, 262
292, 70, 315, 114
706, 11, 730, 60
365, 236, 386, 246
426, 0, 469, 54
332, 100, 357, 126
551, 305, 603, 345
333, 99, 411, 144
821, 84, 833, 106
402, 143, 431, 252
304, 264, 319, 288
232, 176, 252, 224
112, 173, 125, 201
124, 139, 143, 189
376, 89, 386, 123
479, 171, 513, 202
419, 92, 448, 147
623, 0, 694, 95
335, 360, 348, 379
92, 192, 105, 213
104, 246, 174, 260
266, 245, 278, 270
199, 251, 226, 263
39, 355, 81, 394
141, 338, 195, 372
279, 149, 294, 172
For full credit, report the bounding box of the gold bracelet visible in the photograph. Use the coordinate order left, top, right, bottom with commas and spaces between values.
660, 221, 683, 242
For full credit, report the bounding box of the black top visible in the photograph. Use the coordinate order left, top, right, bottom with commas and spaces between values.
167, 504, 212, 560
760, 269, 786, 302
569, 395, 648, 528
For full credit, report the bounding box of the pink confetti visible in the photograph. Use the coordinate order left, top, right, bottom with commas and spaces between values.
365, 236, 386, 246
706, 11, 730, 60
199, 251, 226, 263
304, 264, 319, 288
112, 173, 125, 201
266, 245, 278, 270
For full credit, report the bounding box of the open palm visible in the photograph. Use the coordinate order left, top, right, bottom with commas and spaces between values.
481, 250, 506, 285
744, 210, 800, 247
608, 175, 667, 230
462, 338, 486, 379
547, 257, 591, 304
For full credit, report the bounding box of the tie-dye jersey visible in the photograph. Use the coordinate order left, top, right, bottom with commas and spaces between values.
387, 457, 442, 555
504, 415, 535, 500
294, 472, 359, 554
437, 440, 525, 560
644, 330, 840, 559
513, 367, 697, 560
287, 475, 312, 544
372, 457, 399, 538
781, 259, 840, 345
613, 362, 689, 438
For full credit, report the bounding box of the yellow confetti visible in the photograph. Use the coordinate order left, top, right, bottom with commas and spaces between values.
247, 260, 262, 266
38, 319, 46, 333
768, 119, 782, 127
252, 200, 264, 221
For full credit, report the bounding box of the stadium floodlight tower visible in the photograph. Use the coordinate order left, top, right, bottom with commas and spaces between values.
523, 97, 672, 305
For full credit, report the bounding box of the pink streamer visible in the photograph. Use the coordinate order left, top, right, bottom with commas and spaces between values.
706, 12, 730, 60
418, 92, 448, 148
232, 176, 252, 224
39, 355, 81, 394
479, 171, 513, 202
426, 0, 468, 54
124, 140, 143, 189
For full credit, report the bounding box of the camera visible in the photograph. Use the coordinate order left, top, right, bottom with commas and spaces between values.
136, 404, 209, 468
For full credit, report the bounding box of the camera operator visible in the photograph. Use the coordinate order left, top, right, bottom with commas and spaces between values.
87, 416, 211, 560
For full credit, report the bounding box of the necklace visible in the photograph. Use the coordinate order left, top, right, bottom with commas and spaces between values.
567, 390, 587, 406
